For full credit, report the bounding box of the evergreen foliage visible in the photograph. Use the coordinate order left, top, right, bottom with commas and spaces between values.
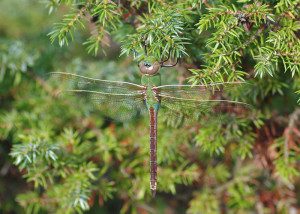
0, 0, 299, 213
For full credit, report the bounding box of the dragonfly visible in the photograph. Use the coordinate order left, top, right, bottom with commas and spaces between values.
50, 61, 251, 197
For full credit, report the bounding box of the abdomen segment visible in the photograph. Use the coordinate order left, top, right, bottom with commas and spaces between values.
149, 107, 158, 197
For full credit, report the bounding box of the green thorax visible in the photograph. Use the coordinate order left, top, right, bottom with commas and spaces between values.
141, 73, 161, 110
141, 73, 161, 86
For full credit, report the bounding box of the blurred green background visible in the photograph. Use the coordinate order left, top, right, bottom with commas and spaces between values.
0, 0, 299, 213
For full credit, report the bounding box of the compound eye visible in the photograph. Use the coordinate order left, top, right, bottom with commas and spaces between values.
139, 61, 161, 75
144, 62, 152, 67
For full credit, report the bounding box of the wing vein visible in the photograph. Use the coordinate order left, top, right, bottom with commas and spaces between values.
159, 94, 251, 106
66, 89, 144, 97
155, 82, 245, 89
50, 72, 145, 88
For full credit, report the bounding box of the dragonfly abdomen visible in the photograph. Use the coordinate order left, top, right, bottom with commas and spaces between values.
149, 107, 158, 197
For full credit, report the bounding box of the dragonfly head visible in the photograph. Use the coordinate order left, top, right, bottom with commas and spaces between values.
138, 58, 161, 75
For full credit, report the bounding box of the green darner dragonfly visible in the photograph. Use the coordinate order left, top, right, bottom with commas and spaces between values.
50, 61, 251, 197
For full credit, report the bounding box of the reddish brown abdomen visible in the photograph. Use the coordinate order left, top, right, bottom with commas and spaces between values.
149, 107, 158, 197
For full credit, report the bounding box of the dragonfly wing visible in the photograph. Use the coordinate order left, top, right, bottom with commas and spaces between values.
65, 90, 146, 122
49, 72, 146, 122
156, 82, 245, 100
50, 72, 145, 94
159, 96, 251, 126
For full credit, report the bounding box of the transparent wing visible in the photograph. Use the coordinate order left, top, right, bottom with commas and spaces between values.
159, 97, 252, 127
66, 90, 147, 121
49, 72, 146, 121
157, 83, 252, 126
50, 72, 145, 94
156, 82, 244, 100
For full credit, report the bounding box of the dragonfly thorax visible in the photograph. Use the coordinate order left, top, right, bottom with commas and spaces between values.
141, 73, 161, 110
141, 73, 161, 87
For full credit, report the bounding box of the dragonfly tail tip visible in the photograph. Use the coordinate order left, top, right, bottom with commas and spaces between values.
151, 189, 156, 197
